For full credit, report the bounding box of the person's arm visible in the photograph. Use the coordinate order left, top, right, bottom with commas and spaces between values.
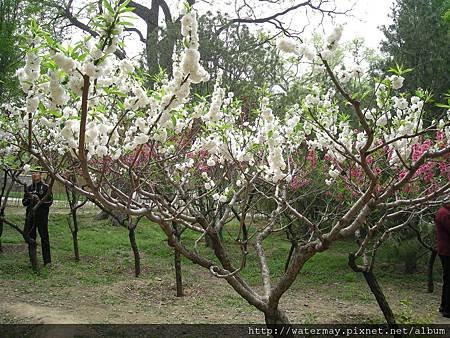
42, 185, 53, 207
22, 186, 30, 207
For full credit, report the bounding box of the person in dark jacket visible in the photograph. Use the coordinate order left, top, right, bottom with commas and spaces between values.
22, 171, 53, 266
436, 202, 450, 317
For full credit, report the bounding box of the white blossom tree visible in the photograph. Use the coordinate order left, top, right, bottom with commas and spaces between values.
1, 0, 449, 325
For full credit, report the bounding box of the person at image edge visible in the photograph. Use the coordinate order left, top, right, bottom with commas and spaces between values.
436, 201, 450, 318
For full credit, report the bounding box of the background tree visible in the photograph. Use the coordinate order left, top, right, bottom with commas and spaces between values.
0, 0, 23, 101
37, 0, 347, 86
0, 0, 60, 101
380, 0, 450, 117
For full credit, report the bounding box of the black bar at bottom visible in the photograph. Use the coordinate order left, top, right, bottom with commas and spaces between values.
1, 324, 450, 338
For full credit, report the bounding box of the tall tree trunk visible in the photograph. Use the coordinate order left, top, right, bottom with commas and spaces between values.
284, 243, 295, 272
146, 0, 160, 85
71, 211, 80, 261
362, 270, 398, 329
264, 309, 290, 325
427, 250, 437, 293
349, 253, 399, 335
173, 222, 183, 297
128, 227, 141, 277
72, 230, 79, 262
0, 214, 3, 253
264, 308, 292, 336
174, 247, 183, 297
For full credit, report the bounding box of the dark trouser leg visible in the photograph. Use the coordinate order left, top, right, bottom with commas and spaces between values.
24, 213, 38, 268
25, 213, 37, 243
440, 255, 450, 313
0, 215, 3, 252
37, 210, 51, 265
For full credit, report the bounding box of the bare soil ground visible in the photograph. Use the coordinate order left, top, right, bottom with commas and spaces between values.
0, 260, 446, 325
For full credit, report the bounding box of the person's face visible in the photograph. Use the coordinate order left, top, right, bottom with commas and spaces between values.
31, 172, 41, 183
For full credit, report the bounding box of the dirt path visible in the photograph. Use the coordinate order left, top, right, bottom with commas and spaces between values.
0, 301, 83, 324
0, 273, 443, 325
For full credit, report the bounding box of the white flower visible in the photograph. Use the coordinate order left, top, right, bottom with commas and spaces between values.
135, 133, 149, 145
186, 158, 195, 168
54, 53, 75, 73
90, 47, 103, 60
376, 114, 388, 127
23, 164, 31, 173
82, 61, 97, 77
365, 109, 376, 121
390, 75, 404, 90
277, 38, 297, 54
219, 195, 227, 203
61, 125, 74, 140
119, 59, 135, 74
181, 12, 195, 37
207, 157, 216, 166
300, 45, 315, 61
96, 145, 108, 157
411, 96, 420, 105
26, 97, 39, 113
112, 149, 122, 160
327, 25, 343, 47
393, 97, 408, 110
212, 193, 220, 201
328, 167, 340, 179
320, 49, 333, 61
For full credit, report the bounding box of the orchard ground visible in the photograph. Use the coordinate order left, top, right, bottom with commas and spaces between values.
0, 205, 447, 325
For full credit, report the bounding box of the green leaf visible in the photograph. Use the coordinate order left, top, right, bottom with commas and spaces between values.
49, 109, 62, 118
38, 102, 46, 114
436, 103, 450, 109
388, 63, 414, 76
119, 7, 135, 14
117, 21, 134, 27
102, 0, 115, 15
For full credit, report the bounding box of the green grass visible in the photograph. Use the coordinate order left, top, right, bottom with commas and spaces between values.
0, 209, 442, 324
0, 210, 440, 289
1, 212, 167, 288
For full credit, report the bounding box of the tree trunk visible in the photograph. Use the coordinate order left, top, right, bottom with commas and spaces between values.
264, 308, 293, 337
174, 247, 183, 297
427, 250, 437, 293
284, 244, 295, 272
95, 209, 110, 220
362, 270, 398, 329
128, 227, 141, 277
348, 253, 398, 334
173, 222, 183, 297
264, 309, 290, 325
0, 217, 3, 253
146, 0, 160, 84
72, 230, 79, 262
71, 211, 80, 261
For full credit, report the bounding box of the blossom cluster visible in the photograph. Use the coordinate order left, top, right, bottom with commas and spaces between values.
0, 7, 449, 213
